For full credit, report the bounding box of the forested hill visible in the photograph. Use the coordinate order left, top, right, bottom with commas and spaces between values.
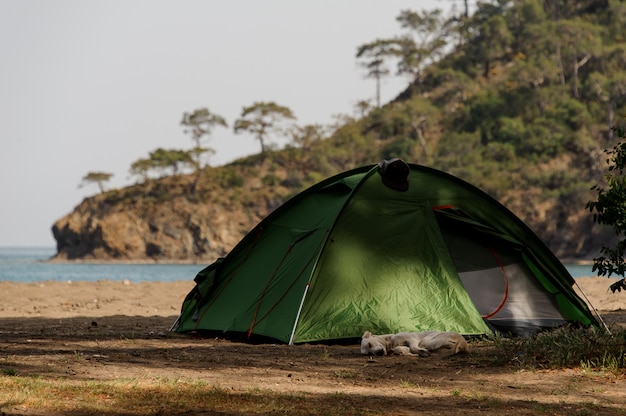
51, 0, 624, 263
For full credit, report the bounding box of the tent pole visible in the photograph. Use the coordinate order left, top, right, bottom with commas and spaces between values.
572, 280, 611, 334
289, 283, 310, 345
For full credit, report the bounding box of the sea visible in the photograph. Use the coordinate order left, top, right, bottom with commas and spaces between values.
0, 247, 206, 283
0, 246, 598, 284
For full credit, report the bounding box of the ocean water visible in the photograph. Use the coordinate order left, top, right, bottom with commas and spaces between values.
0, 247, 205, 283
0, 246, 599, 283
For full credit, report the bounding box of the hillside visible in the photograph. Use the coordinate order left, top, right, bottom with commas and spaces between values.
51, 0, 624, 263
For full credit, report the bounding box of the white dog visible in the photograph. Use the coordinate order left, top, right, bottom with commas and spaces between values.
360, 330, 468, 357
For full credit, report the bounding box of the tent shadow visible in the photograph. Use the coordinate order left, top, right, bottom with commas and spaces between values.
1, 315, 477, 377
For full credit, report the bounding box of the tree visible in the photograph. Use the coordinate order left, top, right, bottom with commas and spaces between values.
279, 124, 328, 175
394, 9, 448, 87
148, 148, 194, 177
79, 171, 113, 193
584, 48, 626, 138
356, 39, 396, 108
473, 12, 513, 78
129, 148, 195, 182
129, 158, 153, 183
428, 68, 477, 114
450, 0, 470, 19
445, 2, 472, 51
605, 1, 626, 43
586, 126, 626, 293
180, 108, 227, 168
399, 97, 441, 158
354, 99, 373, 118
289, 123, 326, 152
549, 18, 601, 97
233, 101, 296, 154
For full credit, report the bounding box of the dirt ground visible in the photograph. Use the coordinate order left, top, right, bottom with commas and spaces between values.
0, 279, 625, 415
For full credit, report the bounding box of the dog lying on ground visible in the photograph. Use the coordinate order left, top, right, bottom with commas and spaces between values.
360, 330, 468, 356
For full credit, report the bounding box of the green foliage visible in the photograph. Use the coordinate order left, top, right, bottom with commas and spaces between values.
470, 158, 515, 199
79, 171, 113, 193
378, 111, 411, 140
492, 116, 525, 145
180, 107, 228, 168
318, 122, 371, 168
587, 126, 626, 289
129, 158, 152, 183
218, 168, 244, 188
465, 90, 507, 144
380, 137, 416, 161
355, 39, 396, 108
435, 131, 482, 170
494, 326, 626, 371
149, 148, 194, 175
233, 101, 296, 154
289, 124, 327, 151
481, 141, 516, 164
129, 148, 194, 182
261, 174, 280, 186
394, 8, 447, 85
544, 95, 592, 131
517, 118, 565, 160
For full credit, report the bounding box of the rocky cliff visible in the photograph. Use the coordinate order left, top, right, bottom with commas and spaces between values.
52, 194, 253, 263
51, 164, 291, 263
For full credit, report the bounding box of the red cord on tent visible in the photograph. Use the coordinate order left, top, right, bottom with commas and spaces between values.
249, 262, 311, 332
432, 205, 457, 211
483, 246, 509, 319
246, 228, 331, 338
247, 244, 293, 338
193, 228, 264, 331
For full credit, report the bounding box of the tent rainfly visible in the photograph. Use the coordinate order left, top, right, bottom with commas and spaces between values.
173, 159, 599, 343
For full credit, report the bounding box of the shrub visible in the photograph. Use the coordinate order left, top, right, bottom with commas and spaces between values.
262, 174, 280, 186
495, 326, 626, 372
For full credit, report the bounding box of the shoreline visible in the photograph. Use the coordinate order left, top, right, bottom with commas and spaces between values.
44, 257, 212, 265
46, 258, 600, 265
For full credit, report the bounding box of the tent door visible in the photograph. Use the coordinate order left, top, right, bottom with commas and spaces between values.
434, 208, 568, 336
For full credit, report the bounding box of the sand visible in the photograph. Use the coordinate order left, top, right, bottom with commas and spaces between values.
0, 279, 195, 319
0, 276, 622, 319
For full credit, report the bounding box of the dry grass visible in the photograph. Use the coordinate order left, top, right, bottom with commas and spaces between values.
0, 376, 397, 415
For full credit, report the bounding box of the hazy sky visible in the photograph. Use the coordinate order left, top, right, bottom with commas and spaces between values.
0, 0, 452, 247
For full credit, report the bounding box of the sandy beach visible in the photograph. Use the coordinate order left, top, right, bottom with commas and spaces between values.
0, 279, 195, 319
0, 276, 622, 320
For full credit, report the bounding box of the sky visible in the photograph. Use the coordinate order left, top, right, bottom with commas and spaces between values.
0, 0, 454, 247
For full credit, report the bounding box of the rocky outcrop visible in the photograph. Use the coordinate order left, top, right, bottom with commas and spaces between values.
51, 176, 279, 263
54, 201, 229, 263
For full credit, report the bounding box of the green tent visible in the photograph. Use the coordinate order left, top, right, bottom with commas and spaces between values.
173, 160, 598, 343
